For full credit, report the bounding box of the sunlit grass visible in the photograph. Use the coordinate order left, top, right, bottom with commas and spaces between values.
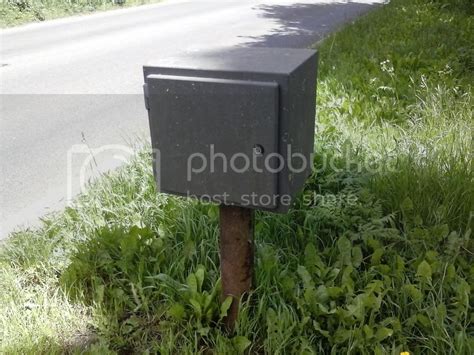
0, 0, 472, 353
0, 0, 162, 28
0, 261, 93, 353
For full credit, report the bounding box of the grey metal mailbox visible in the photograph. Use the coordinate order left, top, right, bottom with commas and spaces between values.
143, 48, 318, 212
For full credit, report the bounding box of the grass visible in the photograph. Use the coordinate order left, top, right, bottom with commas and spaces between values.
1, 0, 473, 353
0, 0, 162, 28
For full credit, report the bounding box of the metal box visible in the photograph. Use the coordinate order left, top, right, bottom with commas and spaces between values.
143, 47, 318, 212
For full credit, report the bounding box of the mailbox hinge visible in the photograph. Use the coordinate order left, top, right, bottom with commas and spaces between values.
143, 83, 150, 110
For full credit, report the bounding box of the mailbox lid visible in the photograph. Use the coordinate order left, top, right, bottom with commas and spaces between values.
144, 48, 316, 77
147, 74, 280, 209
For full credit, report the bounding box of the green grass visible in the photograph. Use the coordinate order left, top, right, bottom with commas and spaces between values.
1, 0, 473, 353
0, 0, 161, 28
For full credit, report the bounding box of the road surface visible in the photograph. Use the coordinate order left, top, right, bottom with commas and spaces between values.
0, 0, 384, 238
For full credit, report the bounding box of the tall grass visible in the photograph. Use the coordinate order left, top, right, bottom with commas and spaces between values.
0, 0, 473, 353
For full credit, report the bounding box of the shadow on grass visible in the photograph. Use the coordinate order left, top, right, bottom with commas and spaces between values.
59, 202, 223, 353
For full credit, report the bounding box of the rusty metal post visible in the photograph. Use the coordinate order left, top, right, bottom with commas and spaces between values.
219, 205, 254, 331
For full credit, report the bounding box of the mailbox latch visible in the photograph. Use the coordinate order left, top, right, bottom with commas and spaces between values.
143, 83, 150, 110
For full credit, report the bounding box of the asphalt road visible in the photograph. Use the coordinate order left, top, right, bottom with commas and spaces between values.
0, 0, 383, 238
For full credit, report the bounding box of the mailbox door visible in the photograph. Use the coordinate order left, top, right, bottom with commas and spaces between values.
147, 74, 279, 209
